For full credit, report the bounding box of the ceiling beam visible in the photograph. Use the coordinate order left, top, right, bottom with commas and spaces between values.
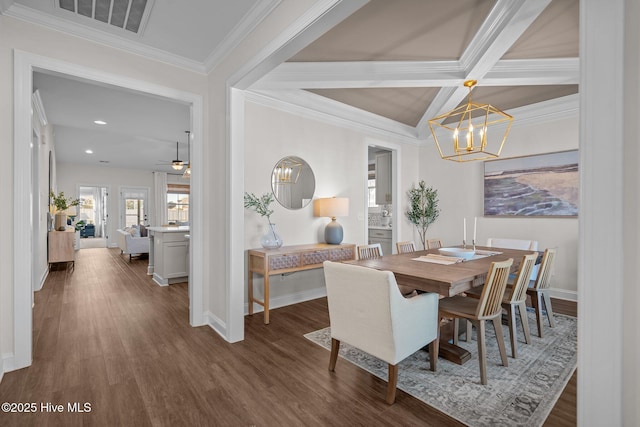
251, 57, 578, 90
416, 0, 553, 138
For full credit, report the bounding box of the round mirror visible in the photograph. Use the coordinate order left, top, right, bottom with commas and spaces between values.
271, 156, 315, 210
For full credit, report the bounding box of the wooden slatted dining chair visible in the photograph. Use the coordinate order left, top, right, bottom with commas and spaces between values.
357, 243, 383, 260
466, 253, 537, 358
527, 248, 557, 338
487, 237, 539, 280
396, 241, 416, 254
426, 239, 443, 249
323, 261, 440, 404
438, 258, 513, 385
358, 243, 415, 296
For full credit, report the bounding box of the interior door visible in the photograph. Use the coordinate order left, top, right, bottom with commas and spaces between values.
120, 187, 149, 228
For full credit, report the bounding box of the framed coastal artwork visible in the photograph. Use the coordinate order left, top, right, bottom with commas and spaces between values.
483, 150, 579, 217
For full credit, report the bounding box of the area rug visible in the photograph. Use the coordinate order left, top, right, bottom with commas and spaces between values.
304, 310, 576, 427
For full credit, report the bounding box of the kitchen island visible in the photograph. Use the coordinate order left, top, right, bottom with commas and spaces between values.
147, 226, 190, 286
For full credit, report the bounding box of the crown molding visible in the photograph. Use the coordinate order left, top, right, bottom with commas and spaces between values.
0, 0, 13, 14
204, 0, 281, 73
246, 89, 421, 145
4, 4, 207, 74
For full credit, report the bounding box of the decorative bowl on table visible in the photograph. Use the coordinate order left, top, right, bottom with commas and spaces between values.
438, 247, 476, 260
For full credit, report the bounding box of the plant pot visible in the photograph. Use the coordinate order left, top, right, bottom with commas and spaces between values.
261, 223, 283, 249
54, 213, 67, 231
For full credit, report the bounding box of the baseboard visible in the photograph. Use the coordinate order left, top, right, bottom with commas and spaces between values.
204, 311, 227, 340
0, 356, 4, 383
1, 352, 17, 378
34, 267, 48, 292
245, 287, 327, 315
549, 288, 577, 302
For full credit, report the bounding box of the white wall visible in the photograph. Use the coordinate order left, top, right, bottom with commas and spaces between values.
243, 100, 420, 310
419, 114, 579, 298
56, 163, 154, 248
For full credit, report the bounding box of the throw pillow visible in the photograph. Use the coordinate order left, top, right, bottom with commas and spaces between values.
140, 224, 147, 237
131, 225, 141, 238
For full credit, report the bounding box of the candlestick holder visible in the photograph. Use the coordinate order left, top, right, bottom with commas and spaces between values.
472, 239, 476, 251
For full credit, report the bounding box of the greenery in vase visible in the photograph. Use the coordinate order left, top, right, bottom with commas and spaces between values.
49, 190, 80, 213
406, 180, 440, 250
244, 192, 275, 226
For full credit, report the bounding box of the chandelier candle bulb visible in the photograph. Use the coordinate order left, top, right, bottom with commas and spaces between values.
463, 218, 467, 245
474, 217, 477, 241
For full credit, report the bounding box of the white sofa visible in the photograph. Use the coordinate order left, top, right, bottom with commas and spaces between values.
116, 228, 150, 261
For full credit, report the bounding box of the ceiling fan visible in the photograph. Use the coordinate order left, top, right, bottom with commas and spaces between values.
156, 137, 189, 170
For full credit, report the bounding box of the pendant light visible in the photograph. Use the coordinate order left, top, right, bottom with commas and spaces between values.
428, 80, 513, 162
182, 131, 191, 178
171, 141, 184, 170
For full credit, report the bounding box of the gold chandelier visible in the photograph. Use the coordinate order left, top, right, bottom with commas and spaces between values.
428, 80, 513, 162
273, 157, 303, 184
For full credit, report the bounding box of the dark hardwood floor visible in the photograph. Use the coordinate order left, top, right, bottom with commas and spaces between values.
0, 248, 576, 426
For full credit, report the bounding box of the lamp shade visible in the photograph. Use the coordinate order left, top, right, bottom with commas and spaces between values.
313, 197, 349, 218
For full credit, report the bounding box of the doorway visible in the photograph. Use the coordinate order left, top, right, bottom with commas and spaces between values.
12, 52, 204, 371
367, 146, 395, 255
77, 185, 109, 249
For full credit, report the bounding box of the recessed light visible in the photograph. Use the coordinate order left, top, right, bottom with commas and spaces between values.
85, 149, 94, 154
94, 120, 107, 125
99, 160, 110, 163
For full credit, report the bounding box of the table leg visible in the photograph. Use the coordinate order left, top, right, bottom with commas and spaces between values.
263, 274, 270, 324
437, 320, 472, 365
248, 271, 254, 315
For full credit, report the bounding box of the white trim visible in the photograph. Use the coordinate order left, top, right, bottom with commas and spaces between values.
12, 50, 205, 373
34, 268, 49, 293
31, 89, 48, 126
203, 0, 282, 73
578, 0, 625, 424
5, 4, 207, 74
247, 89, 420, 144
226, 0, 370, 342
204, 311, 227, 339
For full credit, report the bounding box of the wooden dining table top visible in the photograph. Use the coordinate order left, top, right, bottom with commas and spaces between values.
343, 246, 539, 297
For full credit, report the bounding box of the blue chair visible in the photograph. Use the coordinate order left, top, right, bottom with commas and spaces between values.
80, 224, 95, 238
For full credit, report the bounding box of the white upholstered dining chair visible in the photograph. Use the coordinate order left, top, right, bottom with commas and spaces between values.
323, 261, 439, 404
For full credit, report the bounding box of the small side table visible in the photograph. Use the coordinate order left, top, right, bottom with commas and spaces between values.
248, 243, 356, 324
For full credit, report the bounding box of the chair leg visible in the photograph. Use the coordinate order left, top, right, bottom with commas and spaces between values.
542, 290, 556, 328
386, 364, 398, 404
492, 317, 508, 367
466, 320, 472, 342
476, 320, 487, 385
530, 291, 544, 338
518, 301, 532, 345
506, 304, 518, 358
429, 338, 439, 372
329, 338, 340, 372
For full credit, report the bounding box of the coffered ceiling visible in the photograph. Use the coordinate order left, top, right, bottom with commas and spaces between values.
3, 0, 579, 169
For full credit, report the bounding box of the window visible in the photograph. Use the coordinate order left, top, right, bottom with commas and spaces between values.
167, 183, 189, 224
125, 198, 144, 227
120, 187, 148, 228
368, 178, 378, 208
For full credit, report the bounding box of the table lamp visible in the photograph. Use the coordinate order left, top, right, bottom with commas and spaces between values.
314, 197, 349, 244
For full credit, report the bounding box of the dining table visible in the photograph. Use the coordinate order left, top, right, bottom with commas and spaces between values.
343, 245, 540, 364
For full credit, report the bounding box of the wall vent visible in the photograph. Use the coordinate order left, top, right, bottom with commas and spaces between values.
57, 0, 153, 34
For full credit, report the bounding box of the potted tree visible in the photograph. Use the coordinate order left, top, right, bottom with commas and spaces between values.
49, 190, 80, 231
406, 180, 440, 250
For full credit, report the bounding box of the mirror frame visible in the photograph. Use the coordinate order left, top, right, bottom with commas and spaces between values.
271, 156, 315, 210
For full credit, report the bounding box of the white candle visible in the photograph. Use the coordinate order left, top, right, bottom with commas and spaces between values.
474, 217, 477, 241
463, 218, 467, 243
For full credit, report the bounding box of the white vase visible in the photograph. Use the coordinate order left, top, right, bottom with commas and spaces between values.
261, 223, 283, 249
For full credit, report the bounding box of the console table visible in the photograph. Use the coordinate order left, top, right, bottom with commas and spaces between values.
248, 243, 356, 324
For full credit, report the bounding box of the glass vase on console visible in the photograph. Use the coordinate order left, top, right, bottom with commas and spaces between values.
261, 223, 283, 249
